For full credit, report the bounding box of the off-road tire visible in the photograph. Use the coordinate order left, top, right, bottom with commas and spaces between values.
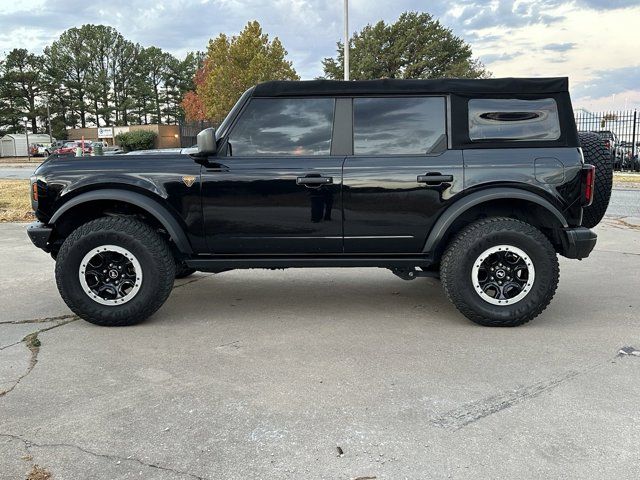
175, 261, 196, 279
579, 132, 613, 228
440, 218, 559, 327
55, 217, 175, 326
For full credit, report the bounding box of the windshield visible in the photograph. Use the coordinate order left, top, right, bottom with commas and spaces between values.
216, 87, 254, 139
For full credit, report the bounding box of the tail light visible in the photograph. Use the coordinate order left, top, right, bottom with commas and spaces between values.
581, 165, 595, 206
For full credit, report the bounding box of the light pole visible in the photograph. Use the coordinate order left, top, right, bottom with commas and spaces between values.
46, 100, 53, 144
24, 118, 31, 161
343, 0, 349, 81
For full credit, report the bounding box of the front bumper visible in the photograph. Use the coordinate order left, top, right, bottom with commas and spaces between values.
27, 221, 53, 252
560, 227, 597, 259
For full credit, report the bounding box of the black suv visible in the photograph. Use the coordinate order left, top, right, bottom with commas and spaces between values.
27, 77, 608, 327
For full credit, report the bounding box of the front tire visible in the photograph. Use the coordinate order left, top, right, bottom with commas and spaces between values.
440, 218, 559, 327
55, 217, 176, 326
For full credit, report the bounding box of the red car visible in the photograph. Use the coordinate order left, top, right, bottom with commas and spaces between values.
54, 141, 93, 155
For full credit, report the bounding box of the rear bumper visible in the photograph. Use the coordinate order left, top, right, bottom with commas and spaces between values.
560, 227, 597, 259
27, 221, 53, 252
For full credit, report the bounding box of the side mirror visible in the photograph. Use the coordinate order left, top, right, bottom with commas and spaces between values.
196, 128, 218, 156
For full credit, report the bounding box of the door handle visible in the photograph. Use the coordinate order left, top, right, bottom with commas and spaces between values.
296, 176, 333, 186
417, 174, 453, 185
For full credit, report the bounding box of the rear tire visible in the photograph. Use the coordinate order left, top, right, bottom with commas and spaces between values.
440, 218, 559, 327
55, 217, 175, 326
579, 132, 613, 228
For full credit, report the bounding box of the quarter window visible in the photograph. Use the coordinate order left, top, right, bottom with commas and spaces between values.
468, 98, 560, 141
227, 98, 335, 156
353, 97, 446, 155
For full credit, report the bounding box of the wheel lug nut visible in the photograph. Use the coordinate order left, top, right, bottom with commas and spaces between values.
103, 269, 107, 273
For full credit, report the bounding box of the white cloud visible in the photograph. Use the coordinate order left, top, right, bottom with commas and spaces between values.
0, 0, 638, 109
467, 2, 640, 109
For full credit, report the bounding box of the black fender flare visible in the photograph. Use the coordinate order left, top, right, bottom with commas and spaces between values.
49, 189, 193, 254
422, 187, 568, 253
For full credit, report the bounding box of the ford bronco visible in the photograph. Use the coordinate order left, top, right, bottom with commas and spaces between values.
27, 77, 612, 327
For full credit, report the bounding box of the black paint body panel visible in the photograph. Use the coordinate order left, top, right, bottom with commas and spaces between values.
30, 78, 589, 261
34, 154, 206, 252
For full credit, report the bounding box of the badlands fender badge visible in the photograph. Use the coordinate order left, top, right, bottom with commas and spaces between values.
182, 175, 196, 187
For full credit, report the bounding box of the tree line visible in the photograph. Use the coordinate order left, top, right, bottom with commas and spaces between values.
183, 13, 488, 124
1, 12, 488, 140
0, 25, 201, 139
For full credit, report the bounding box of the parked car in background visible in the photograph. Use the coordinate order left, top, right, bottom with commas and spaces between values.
28, 144, 39, 156
54, 141, 93, 156
44, 140, 66, 156
28, 143, 54, 157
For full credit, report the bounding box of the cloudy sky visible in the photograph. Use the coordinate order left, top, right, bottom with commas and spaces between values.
0, 0, 638, 111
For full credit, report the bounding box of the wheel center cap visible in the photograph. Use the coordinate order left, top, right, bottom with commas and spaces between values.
496, 269, 506, 279
108, 269, 119, 279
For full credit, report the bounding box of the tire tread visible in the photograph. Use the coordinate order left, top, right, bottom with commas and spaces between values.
440, 217, 559, 327
55, 217, 175, 326
579, 132, 613, 228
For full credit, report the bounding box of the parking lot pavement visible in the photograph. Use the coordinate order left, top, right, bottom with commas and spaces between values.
0, 163, 38, 180
607, 188, 640, 217
1, 219, 639, 479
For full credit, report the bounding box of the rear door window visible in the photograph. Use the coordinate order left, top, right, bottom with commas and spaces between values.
353, 97, 446, 155
468, 98, 560, 141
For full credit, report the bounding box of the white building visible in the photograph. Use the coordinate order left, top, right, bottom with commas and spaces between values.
0, 134, 54, 157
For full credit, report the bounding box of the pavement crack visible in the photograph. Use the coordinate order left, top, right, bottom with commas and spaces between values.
431, 358, 612, 430
0, 317, 77, 398
0, 433, 208, 480
0, 339, 23, 351
0, 314, 77, 325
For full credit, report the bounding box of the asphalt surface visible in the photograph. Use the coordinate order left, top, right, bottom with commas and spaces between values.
0, 165, 36, 179
1, 213, 639, 479
607, 188, 640, 217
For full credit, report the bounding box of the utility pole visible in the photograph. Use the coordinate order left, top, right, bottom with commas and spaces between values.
46, 101, 53, 144
24, 118, 31, 161
343, 0, 349, 81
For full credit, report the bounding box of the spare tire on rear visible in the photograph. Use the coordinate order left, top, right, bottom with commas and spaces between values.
578, 132, 613, 228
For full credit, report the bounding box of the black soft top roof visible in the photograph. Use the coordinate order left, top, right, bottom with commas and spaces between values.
253, 77, 569, 97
